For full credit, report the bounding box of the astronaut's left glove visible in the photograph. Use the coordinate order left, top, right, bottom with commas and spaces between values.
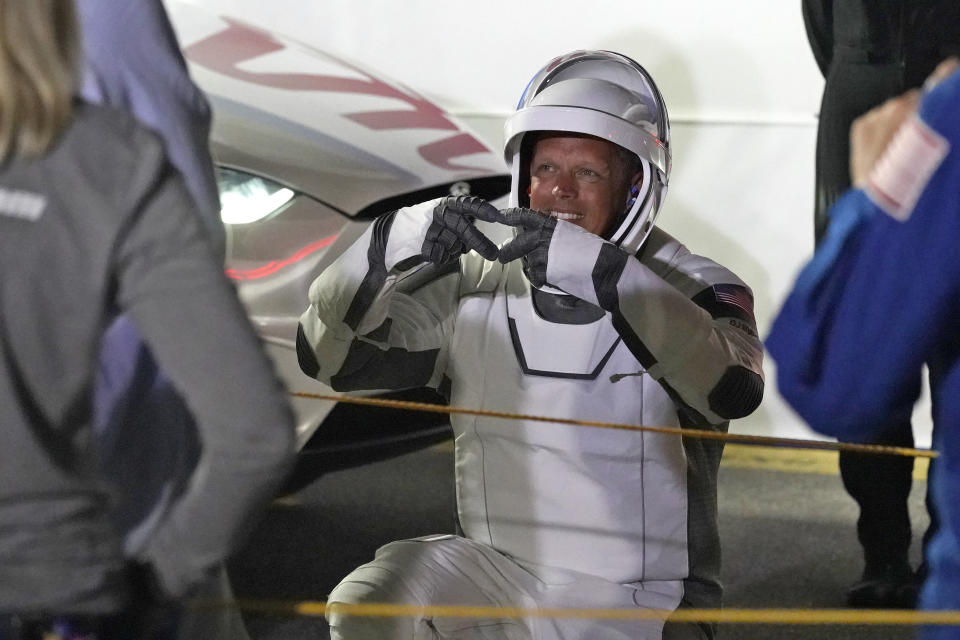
497, 207, 557, 287
421, 196, 502, 265
499, 207, 629, 312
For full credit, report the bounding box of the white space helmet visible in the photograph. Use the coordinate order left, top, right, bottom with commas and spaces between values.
504, 50, 671, 255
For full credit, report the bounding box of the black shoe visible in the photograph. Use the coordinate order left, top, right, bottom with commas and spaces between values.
846, 561, 915, 608
891, 567, 924, 609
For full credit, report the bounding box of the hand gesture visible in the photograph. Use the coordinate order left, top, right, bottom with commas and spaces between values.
421, 196, 503, 265
497, 207, 557, 287
851, 57, 959, 187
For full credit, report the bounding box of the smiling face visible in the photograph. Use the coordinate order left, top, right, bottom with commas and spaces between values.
528, 133, 641, 238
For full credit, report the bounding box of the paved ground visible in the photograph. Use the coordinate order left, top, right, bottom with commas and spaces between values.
228, 438, 932, 640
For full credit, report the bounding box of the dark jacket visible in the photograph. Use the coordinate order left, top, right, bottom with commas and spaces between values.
0, 104, 295, 613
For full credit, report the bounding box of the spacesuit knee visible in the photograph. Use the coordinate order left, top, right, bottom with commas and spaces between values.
326, 560, 431, 640
327, 603, 422, 640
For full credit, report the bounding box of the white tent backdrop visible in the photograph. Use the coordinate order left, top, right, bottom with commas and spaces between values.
174, 0, 933, 448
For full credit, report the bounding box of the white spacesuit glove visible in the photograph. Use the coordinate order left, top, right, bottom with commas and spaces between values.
420, 196, 503, 265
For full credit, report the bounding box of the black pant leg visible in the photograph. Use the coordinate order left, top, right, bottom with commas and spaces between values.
813, 60, 905, 243
839, 420, 915, 569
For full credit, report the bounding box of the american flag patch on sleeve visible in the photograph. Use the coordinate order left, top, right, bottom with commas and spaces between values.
714, 283, 754, 317
693, 283, 756, 326
866, 114, 950, 222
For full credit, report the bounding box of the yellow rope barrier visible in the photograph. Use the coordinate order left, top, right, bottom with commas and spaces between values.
194, 599, 960, 626
251, 394, 946, 627
291, 391, 937, 459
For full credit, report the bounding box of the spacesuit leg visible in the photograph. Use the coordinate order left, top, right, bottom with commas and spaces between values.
326, 536, 534, 640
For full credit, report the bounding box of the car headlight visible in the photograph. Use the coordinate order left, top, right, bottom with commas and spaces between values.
218, 167, 295, 225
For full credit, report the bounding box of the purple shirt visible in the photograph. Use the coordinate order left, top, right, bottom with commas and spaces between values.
78, 0, 224, 259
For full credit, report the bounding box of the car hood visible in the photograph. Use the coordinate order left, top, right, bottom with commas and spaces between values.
167, 0, 507, 217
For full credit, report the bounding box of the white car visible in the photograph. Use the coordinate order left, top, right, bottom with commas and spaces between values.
168, 2, 510, 486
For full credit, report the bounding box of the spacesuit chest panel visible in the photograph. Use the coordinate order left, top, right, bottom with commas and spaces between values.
504, 266, 621, 378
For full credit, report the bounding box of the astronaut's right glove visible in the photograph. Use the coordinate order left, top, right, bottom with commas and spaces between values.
420, 196, 502, 265
497, 207, 557, 287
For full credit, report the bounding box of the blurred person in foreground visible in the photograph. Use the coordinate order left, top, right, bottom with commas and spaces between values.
803, 0, 960, 607
0, 1, 296, 638
299, 50, 764, 639
768, 58, 960, 638
78, 1, 251, 638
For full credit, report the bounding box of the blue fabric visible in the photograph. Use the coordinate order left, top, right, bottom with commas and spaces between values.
767, 69, 960, 633
92, 318, 199, 552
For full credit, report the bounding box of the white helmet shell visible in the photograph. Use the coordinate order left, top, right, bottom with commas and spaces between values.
504, 50, 671, 255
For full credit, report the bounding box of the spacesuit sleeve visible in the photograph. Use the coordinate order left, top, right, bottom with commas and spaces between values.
297, 199, 460, 392
767, 72, 960, 441
112, 152, 296, 597
545, 224, 765, 427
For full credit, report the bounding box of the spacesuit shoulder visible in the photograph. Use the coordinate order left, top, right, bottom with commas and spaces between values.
638, 227, 749, 299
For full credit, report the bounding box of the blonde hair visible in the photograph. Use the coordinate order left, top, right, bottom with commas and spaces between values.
0, 0, 78, 160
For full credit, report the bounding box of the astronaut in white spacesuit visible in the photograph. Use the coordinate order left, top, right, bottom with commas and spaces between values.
298, 50, 764, 640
